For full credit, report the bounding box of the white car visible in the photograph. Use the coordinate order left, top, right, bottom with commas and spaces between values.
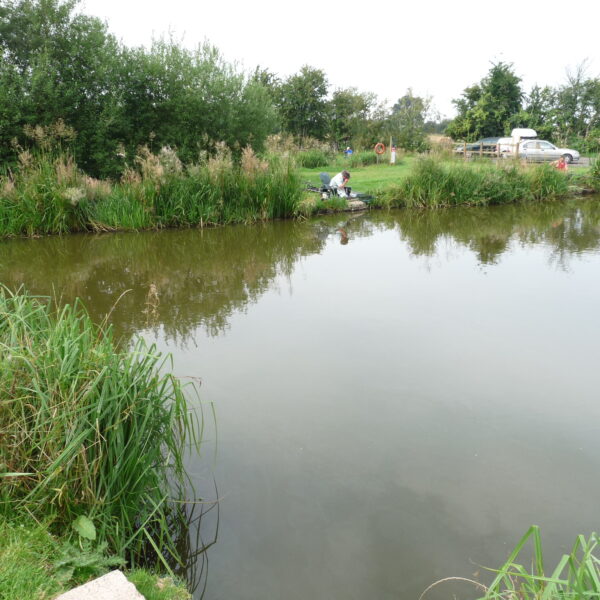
519, 140, 580, 163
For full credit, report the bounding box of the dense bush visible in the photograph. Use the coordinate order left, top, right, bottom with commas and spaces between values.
0, 1, 278, 178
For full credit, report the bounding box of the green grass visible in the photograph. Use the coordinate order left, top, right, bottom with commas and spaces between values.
0, 147, 588, 237
421, 526, 600, 600
0, 148, 303, 237
299, 157, 415, 195
0, 517, 190, 600
378, 157, 570, 208
0, 288, 202, 568
479, 526, 600, 600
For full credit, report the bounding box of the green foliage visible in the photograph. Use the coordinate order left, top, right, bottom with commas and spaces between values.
347, 150, 380, 168
328, 87, 378, 148
0, 517, 187, 600
0, 517, 124, 599
479, 526, 600, 600
389, 89, 431, 152
0, 518, 64, 600
0, 0, 121, 176
0, 289, 201, 566
589, 157, 600, 190
296, 149, 331, 168
0, 1, 279, 178
446, 62, 524, 141
277, 65, 329, 139
53, 541, 124, 585
378, 157, 569, 208
72, 516, 97, 541
0, 144, 303, 236
128, 570, 191, 600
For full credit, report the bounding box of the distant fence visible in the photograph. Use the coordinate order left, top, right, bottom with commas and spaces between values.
455, 140, 519, 159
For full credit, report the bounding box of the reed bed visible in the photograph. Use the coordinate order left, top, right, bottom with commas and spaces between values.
0, 146, 303, 237
0, 288, 201, 566
377, 158, 570, 209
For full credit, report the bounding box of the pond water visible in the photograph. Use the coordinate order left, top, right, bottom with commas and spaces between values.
2, 199, 600, 599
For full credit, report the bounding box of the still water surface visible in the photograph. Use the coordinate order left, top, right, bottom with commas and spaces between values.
2, 200, 600, 599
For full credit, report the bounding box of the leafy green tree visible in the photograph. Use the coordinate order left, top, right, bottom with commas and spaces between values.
388, 89, 431, 151
446, 62, 523, 140
552, 63, 600, 147
327, 87, 376, 148
518, 85, 557, 140
0, 0, 121, 174
115, 41, 278, 164
278, 66, 329, 140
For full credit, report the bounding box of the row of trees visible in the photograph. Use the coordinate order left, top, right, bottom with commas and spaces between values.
0, 0, 432, 178
253, 66, 432, 152
1, 1, 598, 180
0, 0, 280, 177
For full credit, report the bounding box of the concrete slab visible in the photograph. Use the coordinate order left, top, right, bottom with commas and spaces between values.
55, 570, 145, 600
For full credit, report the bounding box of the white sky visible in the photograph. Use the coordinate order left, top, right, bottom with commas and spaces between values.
81, 0, 600, 119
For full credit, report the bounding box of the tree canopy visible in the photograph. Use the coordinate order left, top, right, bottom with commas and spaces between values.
446, 62, 524, 141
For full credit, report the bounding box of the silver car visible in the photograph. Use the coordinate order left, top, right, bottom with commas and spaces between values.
519, 140, 580, 163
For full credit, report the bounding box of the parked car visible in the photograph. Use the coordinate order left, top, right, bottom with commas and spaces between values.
519, 140, 580, 163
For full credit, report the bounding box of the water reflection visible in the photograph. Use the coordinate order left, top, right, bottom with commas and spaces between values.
2, 199, 599, 345
0, 222, 325, 342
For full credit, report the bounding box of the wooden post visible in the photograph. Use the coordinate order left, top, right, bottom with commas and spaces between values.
463, 141, 467, 160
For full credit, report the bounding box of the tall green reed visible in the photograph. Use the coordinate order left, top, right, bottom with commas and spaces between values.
0, 141, 303, 236
0, 288, 201, 567
481, 526, 600, 600
378, 157, 570, 209
420, 526, 600, 600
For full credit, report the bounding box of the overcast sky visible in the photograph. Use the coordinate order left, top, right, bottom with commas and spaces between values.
81, 0, 599, 119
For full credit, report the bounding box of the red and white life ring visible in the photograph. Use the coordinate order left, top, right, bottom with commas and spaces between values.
374, 142, 386, 155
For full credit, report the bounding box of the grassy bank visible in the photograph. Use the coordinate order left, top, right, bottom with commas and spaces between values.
375, 158, 571, 208
0, 144, 302, 237
0, 517, 190, 600
0, 288, 201, 595
0, 140, 591, 238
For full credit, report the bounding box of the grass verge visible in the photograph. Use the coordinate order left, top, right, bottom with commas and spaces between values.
0, 517, 190, 600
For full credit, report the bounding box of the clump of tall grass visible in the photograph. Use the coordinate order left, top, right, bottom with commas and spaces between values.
346, 150, 382, 168
421, 526, 600, 600
0, 288, 201, 567
296, 148, 332, 168
149, 150, 302, 226
378, 157, 569, 208
0, 132, 304, 236
481, 526, 600, 600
